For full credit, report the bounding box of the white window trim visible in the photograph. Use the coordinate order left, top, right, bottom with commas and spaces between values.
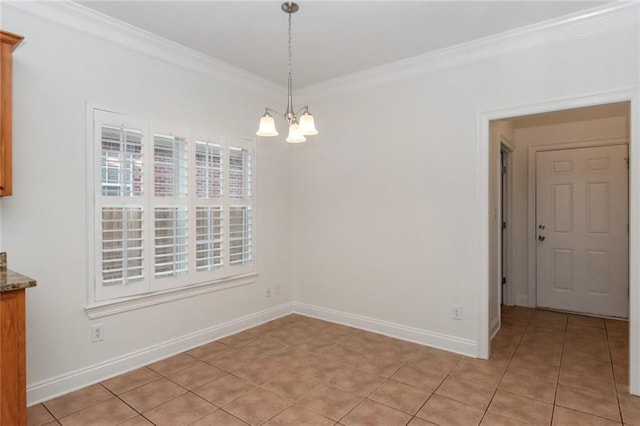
86, 104, 256, 317
85, 272, 258, 319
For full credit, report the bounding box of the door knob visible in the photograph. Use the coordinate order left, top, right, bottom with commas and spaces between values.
538, 235, 546, 241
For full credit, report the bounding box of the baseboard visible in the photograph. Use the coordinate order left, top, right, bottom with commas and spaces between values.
490, 316, 500, 339
27, 302, 294, 405
293, 302, 477, 357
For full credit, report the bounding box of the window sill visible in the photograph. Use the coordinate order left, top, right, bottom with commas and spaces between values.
85, 273, 258, 319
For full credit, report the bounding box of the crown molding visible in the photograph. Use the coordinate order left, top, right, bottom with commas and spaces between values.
4, 0, 283, 98
5, 1, 637, 102
298, 2, 640, 100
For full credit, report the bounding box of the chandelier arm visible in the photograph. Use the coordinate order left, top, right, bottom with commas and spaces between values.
264, 106, 284, 117
295, 105, 310, 116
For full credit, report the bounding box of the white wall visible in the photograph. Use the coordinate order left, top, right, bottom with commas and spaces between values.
1, 5, 292, 403
290, 8, 638, 355
510, 106, 630, 306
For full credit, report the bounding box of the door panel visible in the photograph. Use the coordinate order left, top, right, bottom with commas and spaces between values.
553, 184, 573, 232
553, 249, 573, 290
587, 183, 609, 233
536, 145, 628, 318
587, 251, 608, 294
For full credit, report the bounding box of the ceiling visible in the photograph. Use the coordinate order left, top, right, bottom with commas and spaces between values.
77, 1, 610, 88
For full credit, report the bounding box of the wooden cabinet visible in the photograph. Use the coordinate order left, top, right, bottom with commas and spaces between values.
0, 30, 23, 197
0, 289, 27, 425
0, 251, 36, 426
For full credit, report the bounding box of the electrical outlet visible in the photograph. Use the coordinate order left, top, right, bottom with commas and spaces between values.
275, 284, 281, 294
451, 304, 462, 320
266, 287, 272, 298
92, 324, 104, 342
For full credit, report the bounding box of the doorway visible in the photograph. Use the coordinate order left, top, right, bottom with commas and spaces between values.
480, 96, 638, 395
492, 103, 630, 318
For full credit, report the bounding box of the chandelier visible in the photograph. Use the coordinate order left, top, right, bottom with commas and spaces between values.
256, 2, 318, 143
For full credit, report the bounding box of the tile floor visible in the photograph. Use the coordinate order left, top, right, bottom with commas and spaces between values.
28, 307, 640, 425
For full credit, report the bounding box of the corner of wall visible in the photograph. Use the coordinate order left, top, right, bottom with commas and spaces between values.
293, 302, 479, 357
27, 302, 295, 405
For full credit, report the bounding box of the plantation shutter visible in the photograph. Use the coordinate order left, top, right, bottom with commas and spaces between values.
154, 206, 188, 277
94, 110, 149, 301
194, 141, 224, 273
91, 108, 256, 305
153, 134, 189, 281
229, 206, 252, 265
101, 125, 143, 197
196, 206, 223, 271
101, 207, 144, 285
228, 145, 253, 268
154, 135, 188, 198
195, 141, 222, 198
229, 147, 251, 198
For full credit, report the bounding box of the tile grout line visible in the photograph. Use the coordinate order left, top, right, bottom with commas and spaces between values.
101, 383, 151, 425
606, 320, 625, 425
410, 355, 464, 424
185, 389, 226, 425
549, 314, 628, 424
39, 402, 57, 424
548, 315, 568, 426
478, 307, 535, 425
334, 360, 406, 424
116, 360, 223, 425
213, 407, 251, 426
48, 383, 116, 423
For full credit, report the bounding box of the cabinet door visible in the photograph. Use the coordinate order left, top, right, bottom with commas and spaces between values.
0, 289, 27, 425
0, 30, 24, 197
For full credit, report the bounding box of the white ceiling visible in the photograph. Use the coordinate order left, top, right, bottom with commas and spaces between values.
77, 1, 610, 88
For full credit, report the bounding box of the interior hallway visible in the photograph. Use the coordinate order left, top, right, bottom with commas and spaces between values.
27, 307, 639, 425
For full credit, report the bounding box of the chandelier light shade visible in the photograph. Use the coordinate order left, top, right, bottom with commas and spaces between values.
286, 123, 306, 143
257, 111, 279, 136
256, 2, 318, 143
298, 108, 318, 135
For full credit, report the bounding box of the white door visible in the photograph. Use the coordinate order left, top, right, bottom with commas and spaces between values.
536, 145, 628, 318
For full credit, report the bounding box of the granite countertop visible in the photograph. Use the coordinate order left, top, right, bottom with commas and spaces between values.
0, 252, 37, 292
0, 269, 37, 292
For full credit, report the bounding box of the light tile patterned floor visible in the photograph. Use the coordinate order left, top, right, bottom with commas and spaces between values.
28, 307, 640, 425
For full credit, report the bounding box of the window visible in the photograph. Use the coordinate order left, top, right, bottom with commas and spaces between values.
101, 125, 143, 197
90, 108, 255, 305
196, 206, 223, 271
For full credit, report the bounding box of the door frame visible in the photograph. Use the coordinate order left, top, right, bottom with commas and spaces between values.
477, 88, 639, 396
500, 140, 515, 307
528, 139, 629, 310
